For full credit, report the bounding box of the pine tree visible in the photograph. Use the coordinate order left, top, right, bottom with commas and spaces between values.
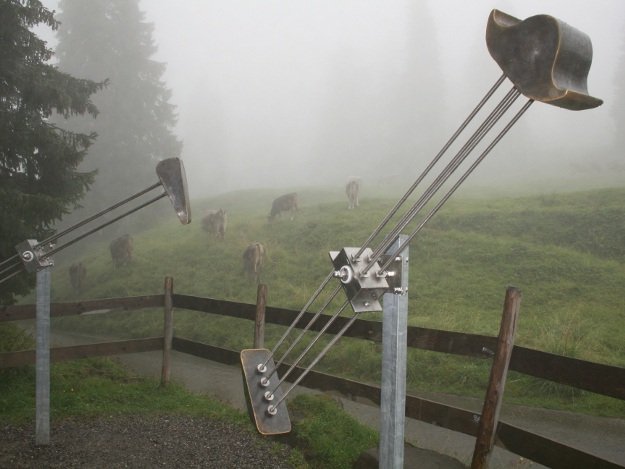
0, 0, 104, 304
54, 0, 182, 221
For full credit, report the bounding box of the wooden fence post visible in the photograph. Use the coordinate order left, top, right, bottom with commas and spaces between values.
161, 276, 174, 386
471, 286, 522, 469
254, 284, 267, 348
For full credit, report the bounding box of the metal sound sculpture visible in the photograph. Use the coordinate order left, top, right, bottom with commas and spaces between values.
0, 157, 190, 445
241, 9, 602, 436
0, 157, 191, 284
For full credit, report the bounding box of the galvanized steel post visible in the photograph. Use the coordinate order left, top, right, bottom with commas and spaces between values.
35, 267, 52, 445
379, 234, 409, 468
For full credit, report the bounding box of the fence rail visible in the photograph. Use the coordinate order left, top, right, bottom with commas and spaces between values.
1, 290, 624, 468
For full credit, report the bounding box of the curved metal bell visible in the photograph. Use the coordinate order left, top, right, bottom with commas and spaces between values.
486, 9, 603, 110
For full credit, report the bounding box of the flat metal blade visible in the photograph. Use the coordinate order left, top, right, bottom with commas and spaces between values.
240, 348, 291, 435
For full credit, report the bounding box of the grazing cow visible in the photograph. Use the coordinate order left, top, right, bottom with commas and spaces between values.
109, 234, 134, 267
202, 208, 227, 239
345, 178, 360, 209
69, 262, 87, 292
243, 242, 266, 283
269, 192, 298, 222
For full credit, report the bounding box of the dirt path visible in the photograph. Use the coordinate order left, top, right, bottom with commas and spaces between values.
48, 330, 625, 468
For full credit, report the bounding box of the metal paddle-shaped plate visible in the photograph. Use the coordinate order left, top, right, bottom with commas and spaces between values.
241, 348, 291, 435
156, 157, 192, 225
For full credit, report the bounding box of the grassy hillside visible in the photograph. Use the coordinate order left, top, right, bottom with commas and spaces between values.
36, 185, 625, 416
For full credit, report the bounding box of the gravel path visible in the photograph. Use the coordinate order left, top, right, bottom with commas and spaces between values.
1, 415, 297, 469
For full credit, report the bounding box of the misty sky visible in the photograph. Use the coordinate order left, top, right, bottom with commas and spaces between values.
40, 0, 625, 198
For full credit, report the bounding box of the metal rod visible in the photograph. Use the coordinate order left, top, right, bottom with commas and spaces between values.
378, 99, 534, 273
257, 78, 506, 369
364, 87, 521, 274
268, 300, 350, 394
269, 309, 359, 411
0, 253, 19, 270
353, 74, 507, 260
365, 86, 520, 272
35, 181, 162, 250
259, 78, 512, 378
0, 261, 24, 284
0, 181, 163, 284
261, 269, 335, 368
266, 284, 342, 380
42, 191, 168, 259
259, 79, 507, 366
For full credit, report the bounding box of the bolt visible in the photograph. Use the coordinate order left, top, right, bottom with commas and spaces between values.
260, 377, 270, 387
21, 251, 34, 262
257, 364, 267, 373
264, 391, 274, 402
267, 405, 277, 416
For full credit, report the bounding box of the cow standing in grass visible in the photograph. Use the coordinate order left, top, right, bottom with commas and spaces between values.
268, 192, 298, 222
346, 178, 360, 209
110, 234, 133, 267
69, 262, 87, 292
243, 242, 266, 283
202, 209, 227, 239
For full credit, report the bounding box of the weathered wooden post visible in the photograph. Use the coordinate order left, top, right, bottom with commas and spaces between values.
254, 283, 267, 348
161, 276, 174, 386
471, 286, 522, 469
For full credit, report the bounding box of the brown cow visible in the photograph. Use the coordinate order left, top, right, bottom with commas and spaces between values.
69, 262, 87, 292
243, 242, 266, 283
110, 234, 133, 267
268, 192, 298, 222
345, 178, 360, 209
202, 209, 227, 239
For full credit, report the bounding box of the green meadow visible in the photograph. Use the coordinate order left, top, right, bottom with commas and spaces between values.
19, 184, 625, 417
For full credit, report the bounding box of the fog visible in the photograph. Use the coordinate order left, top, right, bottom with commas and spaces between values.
42, 0, 625, 198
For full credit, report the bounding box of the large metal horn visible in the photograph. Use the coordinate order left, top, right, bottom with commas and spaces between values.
156, 157, 191, 225
486, 9, 603, 110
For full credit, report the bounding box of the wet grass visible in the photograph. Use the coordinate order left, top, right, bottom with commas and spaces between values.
15, 184, 625, 417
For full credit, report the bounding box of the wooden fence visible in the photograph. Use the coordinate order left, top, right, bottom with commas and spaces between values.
1, 282, 624, 468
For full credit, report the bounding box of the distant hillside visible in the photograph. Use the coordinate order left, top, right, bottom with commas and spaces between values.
46, 185, 625, 416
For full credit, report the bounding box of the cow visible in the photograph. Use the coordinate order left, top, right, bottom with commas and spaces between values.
201, 208, 227, 239
243, 242, 266, 283
268, 192, 298, 222
346, 178, 360, 209
69, 262, 87, 292
109, 234, 133, 267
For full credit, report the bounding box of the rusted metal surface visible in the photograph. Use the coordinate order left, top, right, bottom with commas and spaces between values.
155, 157, 192, 225
486, 9, 602, 110
241, 348, 291, 435
472, 287, 522, 469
